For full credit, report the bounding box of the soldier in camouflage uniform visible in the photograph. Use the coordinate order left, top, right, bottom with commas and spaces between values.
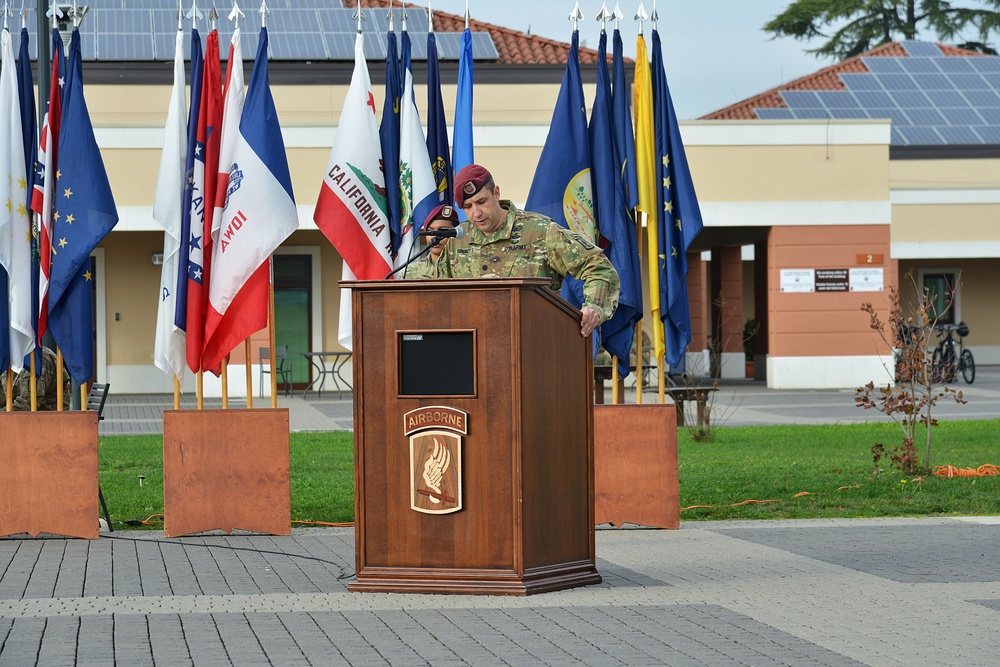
426, 164, 619, 336
0, 347, 72, 411
406, 203, 460, 280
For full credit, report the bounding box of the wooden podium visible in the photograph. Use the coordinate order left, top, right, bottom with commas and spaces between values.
346, 278, 600, 595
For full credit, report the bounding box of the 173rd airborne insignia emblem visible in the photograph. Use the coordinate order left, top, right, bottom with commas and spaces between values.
404, 406, 467, 515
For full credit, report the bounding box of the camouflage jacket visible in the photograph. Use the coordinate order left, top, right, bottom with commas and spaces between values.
0, 347, 72, 411
424, 201, 620, 322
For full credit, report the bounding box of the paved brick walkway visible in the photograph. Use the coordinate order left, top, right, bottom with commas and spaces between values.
1, 518, 998, 665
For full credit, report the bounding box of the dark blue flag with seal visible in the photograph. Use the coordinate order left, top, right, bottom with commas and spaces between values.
380, 26, 402, 257
426, 30, 451, 204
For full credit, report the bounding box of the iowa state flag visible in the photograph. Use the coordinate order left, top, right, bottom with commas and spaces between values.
202, 27, 298, 372
315, 31, 391, 349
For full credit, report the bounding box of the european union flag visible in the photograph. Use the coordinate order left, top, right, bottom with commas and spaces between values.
175, 28, 203, 332
48, 31, 118, 385
652, 29, 703, 370
591, 31, 642, 377
526, 31, 594, 310
426, 31, 451, 203
380, 27, 402, 256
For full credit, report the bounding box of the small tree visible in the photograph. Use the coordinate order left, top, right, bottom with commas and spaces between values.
855, 272, 966, 474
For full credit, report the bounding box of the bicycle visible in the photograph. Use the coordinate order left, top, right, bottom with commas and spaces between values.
932, 322, 975, 384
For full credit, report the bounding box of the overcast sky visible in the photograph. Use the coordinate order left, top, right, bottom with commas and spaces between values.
427, 0, 837, 119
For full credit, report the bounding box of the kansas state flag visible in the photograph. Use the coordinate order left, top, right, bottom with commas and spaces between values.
48, 30, 118, 385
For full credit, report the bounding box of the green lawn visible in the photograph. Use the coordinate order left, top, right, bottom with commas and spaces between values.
98, 420, 1000, 528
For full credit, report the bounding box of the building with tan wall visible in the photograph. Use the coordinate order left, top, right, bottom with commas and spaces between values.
52, 4, 1000, 393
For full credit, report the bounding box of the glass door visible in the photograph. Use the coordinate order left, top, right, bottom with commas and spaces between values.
273, 255, 312, 390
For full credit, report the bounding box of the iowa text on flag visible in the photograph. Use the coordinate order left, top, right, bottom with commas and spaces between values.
48, 29, 118, 385
202, 27, 298, 372
153, 28, 188, 382
314, 31, 390, 349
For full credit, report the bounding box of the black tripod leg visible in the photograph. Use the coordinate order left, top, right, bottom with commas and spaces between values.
99, 486, 114, 533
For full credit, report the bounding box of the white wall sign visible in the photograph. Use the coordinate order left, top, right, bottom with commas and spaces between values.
850, 268, 884, 292
780, 269, 815, 293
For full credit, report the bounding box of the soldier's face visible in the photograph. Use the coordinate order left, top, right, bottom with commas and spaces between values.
426, 219, 456, 258
462, 186, 504, 235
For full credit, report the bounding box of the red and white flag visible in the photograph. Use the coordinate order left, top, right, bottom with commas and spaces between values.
314, 32, 391, 349
202, 27, 298, 372
29, 30, 63, 342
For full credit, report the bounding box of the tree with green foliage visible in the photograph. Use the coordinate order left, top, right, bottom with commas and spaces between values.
764, 1, 1000, 60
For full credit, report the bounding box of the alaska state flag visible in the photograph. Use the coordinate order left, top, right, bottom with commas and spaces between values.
590, 30, 641, 377
426, 29, 451, 204
380, 26, 401, 257
48, 30, 118, 385
315, 31, 391, 349
203, 27, 298, 372
653, 29, 703, 369
525, 31, 594, 309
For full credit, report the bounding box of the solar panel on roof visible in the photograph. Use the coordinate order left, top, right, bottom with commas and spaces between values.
939, 107, 984, 125
865, 108, 911, 124
888, 90, 932, 106
976, 107, 1000, 124
853, 90, 895, 107
969, 57, 1000, 72
899, 57, 941, 73
862, 57, 905, 73
937, 126, 981, 143
839, 73, 883, 90
910, 73, 954, 90
901, 41, 943, 57
789, 108, 831, 119
780, 90, 824, 108
948, 73, 990, 90
754, 108, 795, 119
890, 127, 909, 145
875, 73, 919, 90
817, 91, 861, 108
827, 109, 869, 119
963, 90, 1000, 107
925, 90, 968, 107
905, 108, 947, 125
898, 127, 945, 144
972, 125, 1000, 142
936, 57, 976, 73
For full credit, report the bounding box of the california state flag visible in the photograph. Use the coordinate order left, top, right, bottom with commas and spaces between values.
314, 32, 391, 350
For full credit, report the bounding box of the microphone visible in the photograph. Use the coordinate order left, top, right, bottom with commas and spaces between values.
418, 226, 466, 240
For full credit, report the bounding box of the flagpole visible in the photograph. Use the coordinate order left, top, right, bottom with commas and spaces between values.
4, 370, 10, 411
55, 348, 62, 410
29, 351, 36, 410
173, 375, 180, 409
244, 338, 252, 408
268, 263, 277, 408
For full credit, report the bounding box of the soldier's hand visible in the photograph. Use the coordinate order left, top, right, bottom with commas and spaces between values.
580, 307, 600, 337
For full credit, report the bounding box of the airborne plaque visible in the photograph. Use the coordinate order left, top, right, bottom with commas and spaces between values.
404, 406, 468, 515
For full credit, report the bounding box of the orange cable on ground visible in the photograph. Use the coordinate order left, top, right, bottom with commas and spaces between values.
933, 464, 999, 478
291, 520, 354, 527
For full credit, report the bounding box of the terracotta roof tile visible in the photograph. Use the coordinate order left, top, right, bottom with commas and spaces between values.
701, 42, 986, 120
343, 0, 613, 65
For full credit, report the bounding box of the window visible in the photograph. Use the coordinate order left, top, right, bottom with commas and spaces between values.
920, 270, 960, 325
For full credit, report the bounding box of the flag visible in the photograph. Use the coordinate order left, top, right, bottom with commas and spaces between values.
174, 28, 203, 337
525, 31, 594, 309
314, 32, 391, 349
152, 28, 188, 382
18, 25, 40, 375
379, 26, 401, 257
426, 29, 451, 204
185, 29, 221, 373
452, 27, 474, 182
612, 28, 638, 212
634, 33, 662, 360
48, 30, 118, 385
591, 30, 642, 377
397, 29, 437, 271
30, 29, 64, 343
203, 27, 298, 371
0, 28, 33, 372
653, 29, 703, 369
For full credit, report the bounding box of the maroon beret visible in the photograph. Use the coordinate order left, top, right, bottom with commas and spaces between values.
453, 164, 493, 207
422, 203, 460, 230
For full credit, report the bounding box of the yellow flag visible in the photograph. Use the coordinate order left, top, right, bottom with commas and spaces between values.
634, 34, 663, 361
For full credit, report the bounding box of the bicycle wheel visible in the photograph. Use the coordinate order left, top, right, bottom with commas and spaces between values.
960, 349, 975, 384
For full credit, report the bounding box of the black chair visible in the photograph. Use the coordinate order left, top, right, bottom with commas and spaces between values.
259, 345, 291, 398
88, 383, 113, 533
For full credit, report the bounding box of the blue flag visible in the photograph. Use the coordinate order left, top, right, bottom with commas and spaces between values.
175, 28, 203, 332
380, 28, 402, 256
525, 31, 594, 310
426, 31, 451, 203
652, 29, 703, 370
452, 28, 474, 183
591, 31, 642, 376
48, 30, 119, 385
17, 26, 38, 374
612, 28, 639, 212
0, 263, 7, 372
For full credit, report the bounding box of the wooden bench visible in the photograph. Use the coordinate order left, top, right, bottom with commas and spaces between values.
665, 387, 717, 428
